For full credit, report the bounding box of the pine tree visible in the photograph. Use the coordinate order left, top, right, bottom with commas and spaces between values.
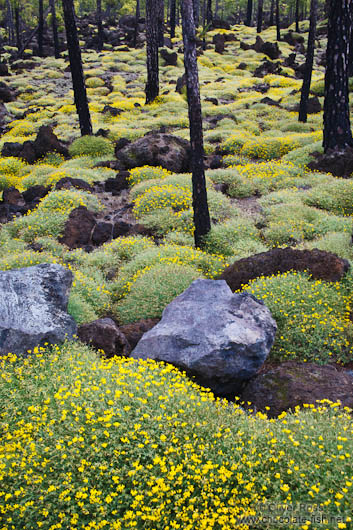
298, 0, 317, 122
62, 0, 92, 136
96, 0, 104, 51
181, 0, 211, 248
257, 0, 263, 33
323, 0, 353, 151
145, 0, 159, 103
245, 0, 253, 26
50, 0, 60, 58
38, 0, 44, 56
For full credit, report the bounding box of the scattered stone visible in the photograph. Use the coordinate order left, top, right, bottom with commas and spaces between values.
175, 73, 187, 94
78, 318, 130, 357
119, 318, 160, 350
219, 248, 350, 291
55, 177, 93, 192
0, 263, 76, 356
242, 361, 353, 417
254, 59, 282, 77
104, 171, 130, 194
160, 48, 178, 66
103, 105, 123, 117
292, 96, 321, 114
91, 221, 113, 246
260, 96, 281, 107
0, 81, 14, 103
132, 279, 277, 397
282, 31, 305, 47
58, 206, 96, 249
212, 18, 231, 30
112, 219, 134, 237
213, 33, 226, 53
2, 187, 25, 207
22, 185, 50, 207
1, 125, 68, 164
116, 132, 191, 172
205, 97, 219, 105
308, 147, 353, 178
0, 63, 9, 76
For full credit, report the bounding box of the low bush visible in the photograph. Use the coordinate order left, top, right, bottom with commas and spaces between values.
69, 136, 114, 158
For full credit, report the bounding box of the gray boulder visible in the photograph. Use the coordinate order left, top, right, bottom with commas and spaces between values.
132, 279, 276, 396
0, 263, 77, 356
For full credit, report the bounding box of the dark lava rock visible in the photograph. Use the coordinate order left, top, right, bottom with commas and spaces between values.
292, 96, 321, 114
260, 96, 281, 107
0, 263, 76, 356
213, 33, 226, 53
1, 125, 68, 164
112, 219, 134, 237
55, 177, 93, 192
132, 279, 277, 397
0, 81, 14, 103
219, 248, 350, 291
242, 361, 353, 417
308, 146, 353, 178
119, 318, 160, 350
22, 185, 50, 205
116, 132, 191, 172
58, 206, 96, 249
160, 48, 178, 66
0, 63, 9, 76
91, 222, 113, 246
282, 31, 305, 47
2, 187, 25, 207
104, 171, 130, 194
78, 318, 130, 357
175, 73, 187, 94
254, 59, 282, 77
253, 36, 280, 60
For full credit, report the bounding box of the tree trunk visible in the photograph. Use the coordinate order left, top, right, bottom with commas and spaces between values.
6, 0, 14, 45
245, 0, 252, 26
295, 0, 300, 32
323, 0, 353, 151
298, 0, 317, 122
97, 0, 104, 51
145, 0, 159, 103
170, 0, 176, 38
276, 0, 280, 41
214, 0, 219, 19
133, 0, 140, 47
38, 0, 44, 56
181, 0, 211, 249
158, 0, 164, 46
62, 0, 92, 136
15, 7, 21, 51
193, 0, 200, 26
257, 0, 263, 32
269, 0, 274, 25
206, 0, 212, 25
50, 0, 60, 58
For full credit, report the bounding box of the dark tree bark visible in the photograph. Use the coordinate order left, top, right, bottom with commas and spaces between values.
38, 0, 44, 56
62, 0, 92, 136
6, 0, 14, 45
295, 0, 300, 32
193, 0, 200, 26
15, 6, 21, 51
245, 0, 252, 26
269, 0, 274, 25
257, 0, 263, 32
214, 0, 219, 19
145, 0, 159, 103
158, 0, 164, 46
181, 0, 211, 249
133, 0, 140, 47
323, 0, 353, 151
206, 0, 212, 25
97, 0, 104, 51
299, 0, 317, 122
275, 0, 280, 41
170, 0, 176, 38
50, 0, 60, 58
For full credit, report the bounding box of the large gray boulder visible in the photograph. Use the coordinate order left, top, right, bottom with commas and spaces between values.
0, 263, 77, 356
132, 279, 277, 396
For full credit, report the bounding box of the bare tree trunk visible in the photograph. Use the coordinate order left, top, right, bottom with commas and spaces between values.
214, 0, 219, 19
257, 0, 263, 32
170, 0, 176, 38
15, 6, 21, 51
323, 0, 353, 151
145, 0, 159, 103
295, 0, 300, 31
38, 0, 44, 56
276, 0, 281, 40
269, 0, 274, 25
133, 0, 140, 47
158, 0, 164, 46
181, 0, 211, 249
97, 0, 104, 51
50, 0, 60, 58
193, 0, 200, 27
6, 0, 14, 45
299, 0, 317, 122
206, 0, 212, 25
245, 0, 252, 25
62, 0, 92, 136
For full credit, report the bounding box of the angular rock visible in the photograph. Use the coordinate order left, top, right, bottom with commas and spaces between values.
119, 318, 160, 350
78, 318, 130, 357
254, 59, 282, 77
0, 81, 14, 103
2, 187, 25, 207
0, 263, 76, 356
132, 279, 277, 397
116, 132, 191, 172
307, 147, 353, 178
22, 185, 50, 206
160, 48, 178, 66
292, 96, 321, 114
91, 221, 112, 245
0, 63, 9, 76
104, 171, 130, 194
175, 73, 187, 94
241, 361, 353, 417
2, 125, 68, 164
58, 206, 96, 248
55, 177, 93, 192
213, 34, 226, 53
219, 248, 350, 292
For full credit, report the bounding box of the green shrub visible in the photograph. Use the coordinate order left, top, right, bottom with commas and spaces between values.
282, 141, 323, 167
114, 263, 201, 323
240, 136, 300, 160
301, 232, 353, 261
128, 165, 172, 186
243, 271, 353, 363
69, 136, 114, 158
304, 178, 353, 215
85, 76, 105, 88
202, 218, 262, 257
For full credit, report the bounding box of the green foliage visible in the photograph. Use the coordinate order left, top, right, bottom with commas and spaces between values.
69, 136, 114, 158
244, 271, 353, 364
282, 141, 323, 167
304, 178, 353, 215
202, 218, 264, 257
